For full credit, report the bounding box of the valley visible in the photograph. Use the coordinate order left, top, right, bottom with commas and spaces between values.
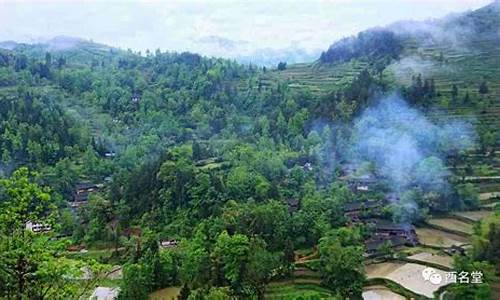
0, 1, 499, 300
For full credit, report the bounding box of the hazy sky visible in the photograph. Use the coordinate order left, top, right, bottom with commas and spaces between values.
0, 0, 493, 58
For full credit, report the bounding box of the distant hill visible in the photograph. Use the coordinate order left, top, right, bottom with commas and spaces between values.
320, 1, 500, 66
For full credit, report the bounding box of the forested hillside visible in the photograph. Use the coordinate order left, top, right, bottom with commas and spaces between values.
0, 2, 499, 299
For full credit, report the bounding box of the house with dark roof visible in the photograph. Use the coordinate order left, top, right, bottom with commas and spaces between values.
344, 200, 382, 222
366, 218, 419, 245
286, 198, 300, 213
363, 218, 419, 256
364, 236, 409, 256
70, 182, 100, 208
339, 172, 379, 193
444, 245, 466, 256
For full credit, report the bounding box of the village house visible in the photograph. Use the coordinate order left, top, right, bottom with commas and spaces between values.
25, 221, 52, 233
303, 162, 313, 172
131, 93, 141, 103
286, 198, 300, 213
160, 239, 180, 249
367, 218, 419, 245
104, 151, 116, 159
70, 182, 100, 208
363, 218, 419, 256
350, 175, 378, 192
444, 245, 466, 256
364, 236, 408, 256
338, 168, 379, 193
344, 200, 382, 222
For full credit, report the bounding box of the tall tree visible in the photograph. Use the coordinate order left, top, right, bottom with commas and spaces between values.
0, 168, 99, 299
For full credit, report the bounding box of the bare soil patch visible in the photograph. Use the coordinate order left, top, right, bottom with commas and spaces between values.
149, 287, 181, 300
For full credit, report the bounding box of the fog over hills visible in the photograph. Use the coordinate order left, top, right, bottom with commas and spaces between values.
0, 2, 499, 299
0, 0, 493, 65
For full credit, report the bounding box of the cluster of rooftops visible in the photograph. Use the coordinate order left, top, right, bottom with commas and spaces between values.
27, 181, 102, 233
342, 170, 420, 256
285, 166, 420, 256
30, 163, 420, 257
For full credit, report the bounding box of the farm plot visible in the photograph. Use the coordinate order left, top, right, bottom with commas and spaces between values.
265, 282, 334, 299
407, 252, 453, 269
362, 285, 406, 300
427, 218, 474, 235
453, 210, 492, 222
366, 262, 449, 298
416, 228, 469, 247
149, 287, 181, 300
366, 262, 404, 278
479, 192, 500, 201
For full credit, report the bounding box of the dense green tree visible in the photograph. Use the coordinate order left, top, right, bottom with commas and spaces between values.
447, 256, 493, 299
0, 168, 101, 299
318, 228, 365, 298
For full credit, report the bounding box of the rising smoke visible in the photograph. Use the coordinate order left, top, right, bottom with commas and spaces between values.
345, 95, 476, 221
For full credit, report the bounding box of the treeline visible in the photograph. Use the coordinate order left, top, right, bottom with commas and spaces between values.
0, 86, 87, 169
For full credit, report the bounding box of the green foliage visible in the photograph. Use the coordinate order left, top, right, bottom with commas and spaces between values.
447, 256, 494, 300
0, 168, 102, 299
320, 29, 402, 64
120, 234, 181, 299
0, 7, 498, 297
317, 228, 365, 297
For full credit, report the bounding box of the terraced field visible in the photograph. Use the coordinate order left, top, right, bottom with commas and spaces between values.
416, 227, 470, 248
427, 217, 474, 235
366, 262, 450, 298
265, 282, 334, 299
362, 285, 405, 300
453, 210, 493, 222
148, 287, 181, 300
266, 34, 500, 204
397, 37, 500, 196
407, 252, 454, 269
262, 60, 369, 97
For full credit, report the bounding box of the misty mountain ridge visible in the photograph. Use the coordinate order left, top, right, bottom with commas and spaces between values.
1, 1, 498, 68
0, 34, 319, 67
320, 1, 499, 65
